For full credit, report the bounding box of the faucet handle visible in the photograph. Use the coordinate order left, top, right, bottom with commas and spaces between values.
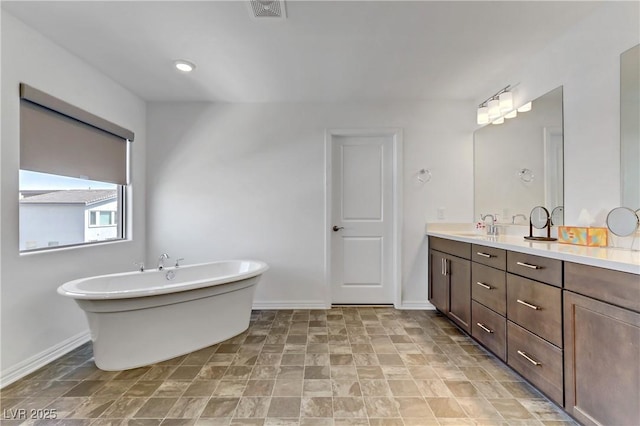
133, 262, 145, 272
175, 258, 185, 268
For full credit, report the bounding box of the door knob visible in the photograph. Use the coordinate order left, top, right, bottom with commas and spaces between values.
332, 226, 344, 232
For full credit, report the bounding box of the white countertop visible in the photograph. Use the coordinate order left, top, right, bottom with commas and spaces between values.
426, 223, 640, 275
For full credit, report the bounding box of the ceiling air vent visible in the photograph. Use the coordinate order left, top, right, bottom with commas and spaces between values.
249, 0, 286, 19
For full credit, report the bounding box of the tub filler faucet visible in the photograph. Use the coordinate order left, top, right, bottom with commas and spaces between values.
158, 253, 170, 270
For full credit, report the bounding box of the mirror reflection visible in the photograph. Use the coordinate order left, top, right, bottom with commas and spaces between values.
621, 44, 639, 209
474, 86, 564, 224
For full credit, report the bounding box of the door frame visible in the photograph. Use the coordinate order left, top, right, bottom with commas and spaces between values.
324, 128, 403, 308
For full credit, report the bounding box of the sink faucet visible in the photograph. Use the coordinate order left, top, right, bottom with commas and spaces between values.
512, 214, 527, 224
481, 214, 499, 236
158, 253, 170, 271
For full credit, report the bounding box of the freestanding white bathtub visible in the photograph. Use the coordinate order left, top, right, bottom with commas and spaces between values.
58, 260, 268, 370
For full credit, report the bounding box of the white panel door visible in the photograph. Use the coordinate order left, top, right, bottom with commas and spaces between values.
331, 134, 394, 304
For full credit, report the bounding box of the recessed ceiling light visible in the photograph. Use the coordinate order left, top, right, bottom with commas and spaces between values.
174, 60, 196, 73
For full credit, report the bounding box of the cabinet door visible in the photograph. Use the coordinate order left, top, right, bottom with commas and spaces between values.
429, 250, 448, 312
564, 291, 640, 426
447, 254, 471, 333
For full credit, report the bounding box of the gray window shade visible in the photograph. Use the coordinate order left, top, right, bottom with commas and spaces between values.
19, 83, 134, 185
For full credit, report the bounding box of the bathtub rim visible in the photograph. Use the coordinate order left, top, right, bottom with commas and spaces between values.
57, 259, 268, 300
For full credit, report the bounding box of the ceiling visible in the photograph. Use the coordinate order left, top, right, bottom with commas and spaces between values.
1, 1, 602, 103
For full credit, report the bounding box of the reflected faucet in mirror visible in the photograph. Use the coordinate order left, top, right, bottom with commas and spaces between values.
512, 214, 527, 224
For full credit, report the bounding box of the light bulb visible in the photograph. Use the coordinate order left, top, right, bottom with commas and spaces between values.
174, 60, 196, 73
499, 91, 513, 111
477, 106, 489, 125
488, 99, 501, 119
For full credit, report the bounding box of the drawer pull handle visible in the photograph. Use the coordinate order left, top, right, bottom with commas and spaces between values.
477, 252, 493, 258
517, 299, 540, 310
517, 350, 541, 366
477, 322, 493, 333
476, 281, 492, 290
516, 261, 541, 270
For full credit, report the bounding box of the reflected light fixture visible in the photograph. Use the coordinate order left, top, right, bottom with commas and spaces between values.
517, 101, 532, 112
174, 60, 196, 73
504, 109, 518, 119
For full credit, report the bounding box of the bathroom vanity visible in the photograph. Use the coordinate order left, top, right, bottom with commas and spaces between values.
427, 228, 640, 426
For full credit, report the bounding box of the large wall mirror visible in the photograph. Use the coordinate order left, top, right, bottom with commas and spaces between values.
474, 86, 564, 224
621, 44, 639, 210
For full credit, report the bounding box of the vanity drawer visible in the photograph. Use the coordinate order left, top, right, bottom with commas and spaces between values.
507, 274, 562, 347
472, 263, 506, 315
507, 321, 563, 405
507, 251, 562, 287
472, 244, 506, 269
429, 236, 471, 259
565, 262, 640, 312
472, 301, 506, 361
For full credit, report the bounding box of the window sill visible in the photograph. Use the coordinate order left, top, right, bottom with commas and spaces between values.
19, 238, 130, 256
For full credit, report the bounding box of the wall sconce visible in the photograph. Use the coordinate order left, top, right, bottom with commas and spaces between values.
417, 168, 432, 183
477, 85, 531, 125
517, 168, 535, 182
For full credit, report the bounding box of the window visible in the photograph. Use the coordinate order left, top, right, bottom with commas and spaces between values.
18, 83, 133, 252
89, 211, 117, 227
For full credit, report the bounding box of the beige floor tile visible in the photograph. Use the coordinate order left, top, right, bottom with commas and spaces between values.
266, 397, 301, 417
330, 380, 361, 397
272, 379, 302, 396
363, 397, 400, 418
425, 397, 467, 418
488, 398, 535, 420
332, 397, 367, 418
5, 310, 580, 426
300, 396, 333, 417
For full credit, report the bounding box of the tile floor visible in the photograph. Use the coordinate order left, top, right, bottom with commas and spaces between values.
1, 308, 578, 425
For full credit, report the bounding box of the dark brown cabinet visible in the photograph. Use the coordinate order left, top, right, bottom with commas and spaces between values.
428, 235, 640, 424
428, 250, 448, 312
428, 237, 471, 333
564, 264, 640, 426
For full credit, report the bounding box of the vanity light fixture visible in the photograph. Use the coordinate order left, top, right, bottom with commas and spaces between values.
492, 117, 505, 125
476, 85, 512, 125
504, 109, 518, 119
174, 60, 196, 73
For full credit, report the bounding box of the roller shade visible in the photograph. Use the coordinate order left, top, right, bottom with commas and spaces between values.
19, 83, 133, 185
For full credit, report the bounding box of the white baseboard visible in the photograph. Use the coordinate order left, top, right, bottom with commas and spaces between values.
397, 301, 435, 310
253, 300, 329, 310
0, 331, 91, 389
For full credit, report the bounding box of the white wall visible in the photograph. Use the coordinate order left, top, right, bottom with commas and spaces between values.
493, 1, 639, 225
0, 13, 146, 384
19, 204, 85, 249
146, 101, 475, 308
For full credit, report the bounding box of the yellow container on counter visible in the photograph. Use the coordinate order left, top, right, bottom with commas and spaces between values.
558, 226, 608, 247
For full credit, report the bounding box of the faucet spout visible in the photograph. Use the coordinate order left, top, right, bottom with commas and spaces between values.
158, 253, 170, 271
481, 214, 499, 236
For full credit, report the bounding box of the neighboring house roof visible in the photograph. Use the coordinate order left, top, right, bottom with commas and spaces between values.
20, 189, 117, 205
